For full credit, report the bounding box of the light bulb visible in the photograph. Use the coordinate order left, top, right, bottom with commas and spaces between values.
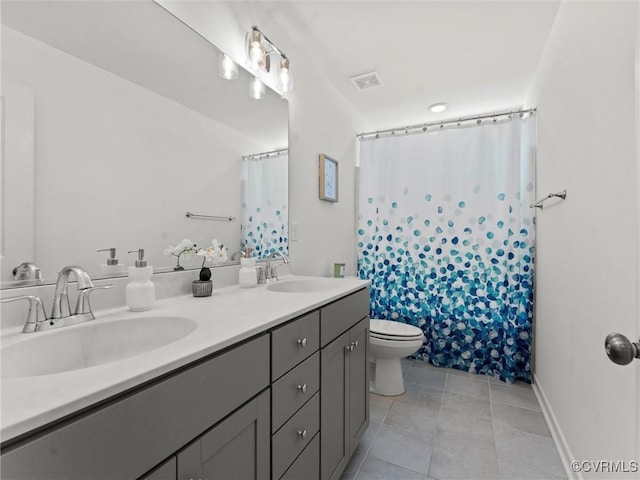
248, 31, 265, 67
279, 58, 292, 93
218, 53, 238, 80
250, 77, 266, 100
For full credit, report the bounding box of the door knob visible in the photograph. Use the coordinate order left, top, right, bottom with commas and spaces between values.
604, 333, 640, 365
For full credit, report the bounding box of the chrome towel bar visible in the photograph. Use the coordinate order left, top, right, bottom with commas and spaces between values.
185, 211, 235, 221
530, 189, 567, 209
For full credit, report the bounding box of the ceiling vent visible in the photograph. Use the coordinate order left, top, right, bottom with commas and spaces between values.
350, 71, 383, 90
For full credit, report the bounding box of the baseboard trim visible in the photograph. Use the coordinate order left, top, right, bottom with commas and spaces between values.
532, 373, 581, 480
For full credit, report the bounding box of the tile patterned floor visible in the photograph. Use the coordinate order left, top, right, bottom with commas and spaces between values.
341, 359, 567, 480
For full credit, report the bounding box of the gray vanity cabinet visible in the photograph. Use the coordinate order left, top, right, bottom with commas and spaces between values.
1, 286, 370, 480
320, 289, 370, 480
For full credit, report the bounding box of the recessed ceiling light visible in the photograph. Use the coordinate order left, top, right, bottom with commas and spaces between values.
429, 102, 449, 113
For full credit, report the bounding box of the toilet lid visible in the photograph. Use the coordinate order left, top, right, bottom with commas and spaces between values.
370, 332, 424, 342
370, 319, 423, 338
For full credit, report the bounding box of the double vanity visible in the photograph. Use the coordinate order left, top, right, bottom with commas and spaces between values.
0, 274, 370, 480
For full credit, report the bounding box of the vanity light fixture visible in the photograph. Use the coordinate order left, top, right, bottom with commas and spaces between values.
250, 76, 266, 100
218, 53, 238, 80
246, 26, 292, 95
428, 102, 449, 113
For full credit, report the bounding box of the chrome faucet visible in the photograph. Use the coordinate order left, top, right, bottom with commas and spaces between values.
51, 265, 114, 326
260, 252, 290, 283
2, 266, 112, 333
12, 262, 43, 282
51, 266, 95, 319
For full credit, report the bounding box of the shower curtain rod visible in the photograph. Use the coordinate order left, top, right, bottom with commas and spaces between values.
242, 147, 288, 161
357, 107, 537, 139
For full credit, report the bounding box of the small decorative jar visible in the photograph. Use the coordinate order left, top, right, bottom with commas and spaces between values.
192, 279, 213, 297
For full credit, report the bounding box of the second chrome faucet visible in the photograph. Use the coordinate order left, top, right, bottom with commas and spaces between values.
259, 252, 290, 284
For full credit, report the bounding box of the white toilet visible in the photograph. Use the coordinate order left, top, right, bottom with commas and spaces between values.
369, 319, 425, 396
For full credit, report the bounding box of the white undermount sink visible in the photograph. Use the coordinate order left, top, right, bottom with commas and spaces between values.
266, 278, 334, 293
1, 316, 197, 379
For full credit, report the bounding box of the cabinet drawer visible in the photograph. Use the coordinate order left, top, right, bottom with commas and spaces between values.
320, 288, 370, 346
272, 310, 320, 380
1, 335, 270, 480
272, 352, 320, 433
280, 433, 320, 480
272, 392, 320, 480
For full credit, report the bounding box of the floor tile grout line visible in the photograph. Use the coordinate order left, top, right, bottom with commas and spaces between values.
425, 371, 447, 479
489, 373, 504, 479
491, 399, 543, 413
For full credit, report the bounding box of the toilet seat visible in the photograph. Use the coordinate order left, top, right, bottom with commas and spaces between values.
370, 319, 423, 340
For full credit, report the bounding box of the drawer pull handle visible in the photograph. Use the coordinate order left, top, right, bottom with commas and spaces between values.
345, 344, 354, 352
352, 340, 359, 349
297, 383, 307, 394
298, 429, 308, 440
297, 338, 308, 348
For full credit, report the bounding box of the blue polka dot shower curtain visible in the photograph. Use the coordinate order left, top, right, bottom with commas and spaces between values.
357, 116, 536, 383
241, 151, 289, 259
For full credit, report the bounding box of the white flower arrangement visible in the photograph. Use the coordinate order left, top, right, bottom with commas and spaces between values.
197, 239, 229, 265
196, 239, 228, 281
164, 238, 198, 271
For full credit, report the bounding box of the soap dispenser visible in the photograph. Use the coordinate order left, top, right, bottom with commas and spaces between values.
97, 248, 123, 274
239, 257, 258, 288
126, 249, 155, 311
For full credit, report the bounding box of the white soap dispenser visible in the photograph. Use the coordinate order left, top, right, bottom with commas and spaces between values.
239, 257, 258, 288
97, 248, 124, 274
126, 249, 155, 311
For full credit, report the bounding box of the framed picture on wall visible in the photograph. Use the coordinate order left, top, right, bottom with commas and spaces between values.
319, 154, 338, 202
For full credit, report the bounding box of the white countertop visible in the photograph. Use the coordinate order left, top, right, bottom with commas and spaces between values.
1, 275, 369, 442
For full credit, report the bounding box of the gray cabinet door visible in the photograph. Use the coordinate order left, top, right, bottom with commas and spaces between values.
348, 318, 369, 454
177, 390, 270, 480
320, 330, 350, 480
320, 318, 370, 480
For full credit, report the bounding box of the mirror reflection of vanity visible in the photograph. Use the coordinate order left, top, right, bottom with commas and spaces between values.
0, 1, 288, 289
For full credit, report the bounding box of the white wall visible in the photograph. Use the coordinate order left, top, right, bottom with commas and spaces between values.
286, 63, 362, 277
2, 27, 267, 280
525, 1, 639, 475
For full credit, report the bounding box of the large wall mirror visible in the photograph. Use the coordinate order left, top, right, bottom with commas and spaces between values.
0, 1, 288, 289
